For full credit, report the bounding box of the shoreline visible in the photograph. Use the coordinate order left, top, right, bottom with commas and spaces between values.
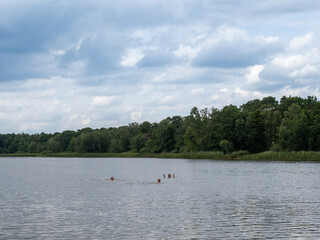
1, 151, 320, 162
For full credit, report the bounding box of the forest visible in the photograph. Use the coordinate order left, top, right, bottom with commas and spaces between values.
1, 96, 320, 155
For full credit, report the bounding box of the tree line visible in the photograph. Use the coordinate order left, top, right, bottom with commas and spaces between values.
1, 96, 320, 154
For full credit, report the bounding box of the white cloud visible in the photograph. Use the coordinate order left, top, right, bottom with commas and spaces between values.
216, 25, 248, 41
92, 96, 118, 107
289, 64, 319, 78
288, 32, 313, 51
152, 66, 200, 83
19, 122, 47, 133
246, 65, 264, 84
257, 36, 279, 44
266, 33, 320, 80
82, 117, 91, 126
279, 85, 320, 98
191, 88, 205, 95
193, 26, 282, 68
131, 111, 142, 121
233, 88, 249, 97
69, 115, 78, 121
220, 88, 230, 93
272, 54, 307, 69
66, 61, 87, 75
0, 76, 96, 133
50, 50, 66, 56
173, 44, 199, 59
0, 112, 8, 120
120, 49, 145, 67
159, 95, 176, 104
132, 26, 170, 44
63, 107, 71, 113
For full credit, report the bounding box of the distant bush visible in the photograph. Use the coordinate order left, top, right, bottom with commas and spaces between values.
220, 140, 234, 154
270, 143, 281, 152
230, 150, 249, 159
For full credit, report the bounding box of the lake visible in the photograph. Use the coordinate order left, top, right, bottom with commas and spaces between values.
0, 157, 320, 239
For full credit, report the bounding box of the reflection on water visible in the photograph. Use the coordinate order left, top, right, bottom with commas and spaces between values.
0, 157, 320, 239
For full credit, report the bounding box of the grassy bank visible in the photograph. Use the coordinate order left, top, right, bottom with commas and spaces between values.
237, 151, 320, 161
0, 151, 225, 159
1, 151, 320, 162
0, 152, 141, 158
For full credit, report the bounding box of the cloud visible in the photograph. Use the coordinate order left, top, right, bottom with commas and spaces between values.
191, 88, 205, 95
50, 50, 66, 56
138, 50, 176, 68
82, 117, 91, 126
174, 44, 199, 59
260, 32, 320, 88
288, 32, 313, 51
1, 1, 320, 133
131, 112, 142, 121
151, 66, 206, 84
246, 65, 265, 84
254, 0, 320, 14
120, 49, 145, 67
92, 96, 118, 107
0, 1, 314, 82
193, 26, 282, 68
278, 85, 320, 100
289, 65, 319, 78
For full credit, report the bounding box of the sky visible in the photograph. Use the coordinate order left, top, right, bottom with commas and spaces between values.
1, 0, 320, 133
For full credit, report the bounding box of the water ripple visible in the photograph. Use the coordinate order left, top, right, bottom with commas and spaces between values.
1, 158, 320, 239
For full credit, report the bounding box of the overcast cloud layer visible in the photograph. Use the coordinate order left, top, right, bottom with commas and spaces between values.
1, 0, 320, 133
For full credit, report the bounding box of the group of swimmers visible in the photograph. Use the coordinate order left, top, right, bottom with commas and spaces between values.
109, 173, 175, 183
157, 173, 175, 183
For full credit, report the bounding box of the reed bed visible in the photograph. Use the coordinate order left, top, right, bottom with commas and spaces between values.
1, 151, 320, 162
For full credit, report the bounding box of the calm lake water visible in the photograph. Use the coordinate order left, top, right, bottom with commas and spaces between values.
0, 157, 320, 239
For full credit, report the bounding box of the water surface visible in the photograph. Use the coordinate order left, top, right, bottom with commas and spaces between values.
0, 157, 320, 239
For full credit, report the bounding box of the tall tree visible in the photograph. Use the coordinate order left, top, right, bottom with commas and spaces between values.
246, 110, 266, 153
216, 105, 240, 150
279, 103, 309, 151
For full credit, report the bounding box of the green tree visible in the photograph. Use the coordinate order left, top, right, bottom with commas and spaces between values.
47, 137, 62, 153
216, 105, 240, 150
157, 119, 176, 152
78, 131, 105, 153
279, 96, 304, 115
60, 131, 77, 151
109, 138, 121, 153
118, 127, 131, 152
279, 103, 309, 151
183, 107, 209, 151
309, 115, 320, 151
220, 140, 234, 154
130, 132, 149, 152
246, 109, 266, 153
